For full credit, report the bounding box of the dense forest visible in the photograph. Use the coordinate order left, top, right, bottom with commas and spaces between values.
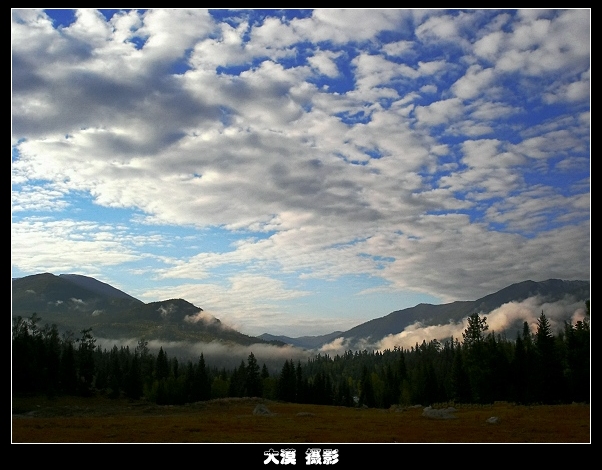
12, 302, 590, 407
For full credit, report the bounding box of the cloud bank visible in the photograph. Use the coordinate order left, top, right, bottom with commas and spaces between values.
12, 9, 590, 337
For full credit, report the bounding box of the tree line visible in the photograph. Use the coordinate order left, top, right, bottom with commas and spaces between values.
12, 302, 589, 406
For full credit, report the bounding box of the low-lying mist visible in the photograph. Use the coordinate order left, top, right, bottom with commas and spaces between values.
319, 295, 588, 355
96, 295, 587, 373
95, 337, 313, 374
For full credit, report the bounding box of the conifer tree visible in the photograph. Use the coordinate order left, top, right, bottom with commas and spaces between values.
564, 310, 590, 403
245, 352, 262, 397
155, 347, 169, 381
228, 360, 247, 397
108, 345, 122, 398
534, 311, 564, 403
451, 341, 471, 403
125, 351, 143, 399
59, 338, 78, 395
277, 360, 295, 402
296, 361, 305, 403
195, 353, 211, 401
359, 365, 376, 407
462, 313, 490, 403
77, 328, 96, 396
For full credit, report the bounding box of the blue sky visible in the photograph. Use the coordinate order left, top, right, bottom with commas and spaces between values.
12, 9, 590, 338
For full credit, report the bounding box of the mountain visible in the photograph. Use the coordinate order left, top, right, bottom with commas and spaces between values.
11, 273, 275, 346
261, 279, 590, 349
13, 274, 589, 350
58, 274, 140, 301
12, 273, 143, 321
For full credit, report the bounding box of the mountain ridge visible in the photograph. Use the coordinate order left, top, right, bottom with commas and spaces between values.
12, 273, 589, 349
11, 273, 276, 346
260, 278, 590, 349
58, 274, 139, 301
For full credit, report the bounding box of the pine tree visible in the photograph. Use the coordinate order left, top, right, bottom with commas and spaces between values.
12, 315, 41, 393
462, 314, 490, 403
462, 313, 488, 347
511, 333, 529, 403
77, 328, 96, 396
59, 339, 78, 395
195, 353, 211, 401
535, 311, 553, 348
245, 352, 262, 397
296, 361, 305, 403
277, 360, 298, 402
125, 351, 143, 399
534, 311, 564, 403
451, 342, 471, 403
155, 347, 169, 381
108, 345, 122, 398
359, 365, 376, 407
228, 360, 247, 397
564, 309, 590, 403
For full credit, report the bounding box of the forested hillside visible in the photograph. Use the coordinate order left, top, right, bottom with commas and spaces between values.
12, 302, 589, 406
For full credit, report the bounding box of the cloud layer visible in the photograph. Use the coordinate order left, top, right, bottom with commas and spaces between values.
12, 9, 590, 337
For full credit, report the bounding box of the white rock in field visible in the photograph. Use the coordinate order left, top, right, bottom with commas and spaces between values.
422, 406, 457, 419
253, 404, 272, 415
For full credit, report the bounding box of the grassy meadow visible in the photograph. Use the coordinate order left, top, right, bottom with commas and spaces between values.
12, 396, 590, 443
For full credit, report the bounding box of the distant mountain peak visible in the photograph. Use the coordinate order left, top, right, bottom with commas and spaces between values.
12, 273, 272, 347
59, 274, 139, 301
264, 278, 590, 350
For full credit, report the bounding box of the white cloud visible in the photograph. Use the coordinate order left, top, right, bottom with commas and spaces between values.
11, 219, 141, 274
414, 98, 463, 125
298, 9, 406, 44
417, 60, 447, 76
12, 9, 590, 338
382, 40, 413, 57
473, 30, 504, 60
451, 65, 495, 100
494, 10, 589, 76
308, 49, 341, 77
415, 14, 459, 42
352, 53, 418, 93
376, 295, 587, 351
139, 274, 311, 335
543, 69, 590, 104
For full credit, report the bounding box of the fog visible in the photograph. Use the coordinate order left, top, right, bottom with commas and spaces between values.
95, 295, 587, 372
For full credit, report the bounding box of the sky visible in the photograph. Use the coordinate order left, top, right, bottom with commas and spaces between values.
11, 9, 590, 339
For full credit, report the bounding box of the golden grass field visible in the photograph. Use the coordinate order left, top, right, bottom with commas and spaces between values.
12, 396, 590, 443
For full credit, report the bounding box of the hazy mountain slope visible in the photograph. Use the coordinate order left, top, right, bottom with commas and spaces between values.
12, 273, 143, 319
266, 279, 590, 349
13, 274, 589, 349
11, 273, 273, 346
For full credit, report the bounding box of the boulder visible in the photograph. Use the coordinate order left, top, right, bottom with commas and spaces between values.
422, 406, 458, 419
253, 404, 272, 415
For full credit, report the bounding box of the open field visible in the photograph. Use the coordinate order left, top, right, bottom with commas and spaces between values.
12, 396, 590, 443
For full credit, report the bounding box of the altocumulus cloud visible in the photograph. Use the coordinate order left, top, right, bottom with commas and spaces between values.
12, 9, 589, 338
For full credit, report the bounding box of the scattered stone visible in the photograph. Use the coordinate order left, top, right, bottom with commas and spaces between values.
252, 404, 272, 415
422, 406, 458, 419
486, 416, 500, 424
